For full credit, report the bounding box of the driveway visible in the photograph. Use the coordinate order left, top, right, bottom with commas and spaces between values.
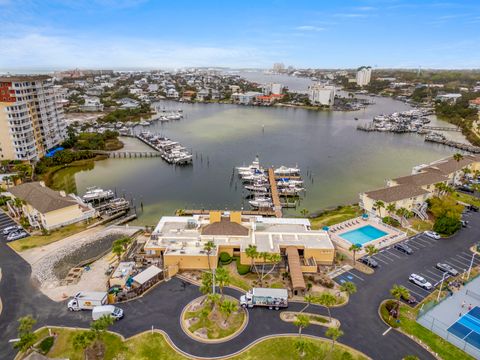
2, 210, 479, 359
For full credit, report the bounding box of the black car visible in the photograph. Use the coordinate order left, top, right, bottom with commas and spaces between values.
401, 293, 417, 304
459, 185, 474, 193
470, 205, 479, 212
359, 256, 378, 268
394, 243, 413, 255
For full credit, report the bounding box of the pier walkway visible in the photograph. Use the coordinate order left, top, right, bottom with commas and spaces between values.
423, 126, 461, 132
268, 168, 283, 218
93, 150, 162, 158
178, 209, 277, 217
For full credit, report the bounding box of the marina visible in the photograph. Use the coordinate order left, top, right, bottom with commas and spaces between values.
137, 131, 193, 165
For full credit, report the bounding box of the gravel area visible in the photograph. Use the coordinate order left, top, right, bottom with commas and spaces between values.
23, 226, 138, 291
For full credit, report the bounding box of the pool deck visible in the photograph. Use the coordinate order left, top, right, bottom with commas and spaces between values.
328, 216, 406, 254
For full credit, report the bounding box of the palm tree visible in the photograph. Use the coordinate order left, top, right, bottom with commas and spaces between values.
207, 293, 221, 312
340, 281, 357, 296
112, 243, 123, 261
434, 182, 444, 196
215, 267, 230, 298
453, 152, 464, 163
373, 200, 385, 216
300, 208, 309, 217
364, 244, 378, 258
293, 314, 310, 338
245, 244, 259, 274
300, 294, 316, 313
349, 243, 362, 267
294, 339, 312, 358
260, 253, 282, 285
219, 299, 237, 324
317, 292, 337, 322
203, 240, 216, 272
390, 284, 410, 310
325, 326, 344, 351
386, 203, 396, 216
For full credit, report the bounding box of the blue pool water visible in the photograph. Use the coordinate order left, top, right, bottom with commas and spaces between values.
339, 225, 388, 245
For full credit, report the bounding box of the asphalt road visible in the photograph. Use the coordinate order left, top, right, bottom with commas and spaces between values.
1, 210, 479, 359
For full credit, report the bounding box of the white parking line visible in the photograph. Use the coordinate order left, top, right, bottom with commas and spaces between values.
415, 238, 436, 246
376, 252, 396, 262
447, 257, 469, 269
382, 327, 392, 336
346, 271, 364, 281
372, 256, 389, 265
403, 284, 429, 298
384, 249, 403, 259
444, 261, 462, 272
424, 269, 443, 280
418, 273, 435, 284
409, 240, 427, 248
457, 253, 479, 265
405, 242, 420, 250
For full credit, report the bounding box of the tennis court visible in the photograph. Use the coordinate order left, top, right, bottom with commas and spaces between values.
447, 306, 480, 350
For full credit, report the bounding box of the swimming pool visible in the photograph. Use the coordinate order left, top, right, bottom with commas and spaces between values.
339, 225, 388, 245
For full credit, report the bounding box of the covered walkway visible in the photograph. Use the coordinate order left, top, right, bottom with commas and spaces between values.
286, 246, 306, 296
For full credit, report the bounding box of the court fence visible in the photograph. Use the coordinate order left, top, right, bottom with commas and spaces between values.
417, 313, 480, 358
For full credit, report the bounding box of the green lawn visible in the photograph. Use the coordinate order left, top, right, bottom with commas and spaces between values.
310, 205, 362, 229
380, 301, 474, 360
8, 221, 96, 252
410, 218, 433, 232
453, 191, 480, 207
28, 328, 367, 360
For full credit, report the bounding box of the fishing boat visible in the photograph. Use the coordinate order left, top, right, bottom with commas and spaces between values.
236, 156, 261, 172
249, 200, 273, 208
139, 120, 151, 126
245, 184, 269, 192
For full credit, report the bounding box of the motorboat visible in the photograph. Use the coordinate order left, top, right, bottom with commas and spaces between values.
236, 156, 261, 172
82, 187, 114, 202
245, 184, 269, 192
249, 200, 273, 208
274, 166, 300, 176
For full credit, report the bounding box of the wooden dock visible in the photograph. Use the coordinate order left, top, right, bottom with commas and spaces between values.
179, 209, 277, 217
268, 168, 283, 218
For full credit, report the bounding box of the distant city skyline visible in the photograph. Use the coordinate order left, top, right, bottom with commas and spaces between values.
1, 0, 480, 70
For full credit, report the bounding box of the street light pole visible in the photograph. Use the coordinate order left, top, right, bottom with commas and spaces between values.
467, 253, 476, 280
212, 268, 216, 295
437, 272, 448, 303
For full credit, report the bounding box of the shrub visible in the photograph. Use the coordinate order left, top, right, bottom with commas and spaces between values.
236, 257, 250, 275
316, 274, 334, 289
433, 216, 461, 236
382, 216, 400, 227
219, 252, 232, 265
38, 336, 54, 354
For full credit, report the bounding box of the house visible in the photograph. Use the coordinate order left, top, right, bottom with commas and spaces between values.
7, 182, 96, 230
231, 91, 263, 105
197, 88, 210, 101
144, 211, 335, 286
118, 98, 140, 109
80, 97, 104, 112
469, 98, 480, 110
166, 88, 179, 98
182, 90, 196, 101
436, 93, 462, 104
360, 155, 480, 218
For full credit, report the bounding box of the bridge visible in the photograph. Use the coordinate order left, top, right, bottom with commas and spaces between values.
93, 150, 162, 158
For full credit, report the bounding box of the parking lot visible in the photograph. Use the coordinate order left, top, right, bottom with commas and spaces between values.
334, 212, 480, 305
0, 211, 28, 242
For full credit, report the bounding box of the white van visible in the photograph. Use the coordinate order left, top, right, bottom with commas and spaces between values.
92, 305, 124, 321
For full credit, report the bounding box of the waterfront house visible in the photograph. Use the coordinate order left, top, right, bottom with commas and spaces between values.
360, 155, 480, 218
7, 182, 96, 231
166, 88, 179, 99
144, 211, 335, 290
80, 97, 104, 112
197, 88, 210, 101
231, 91, 263, 105
435, 93, 462, 104
182, 90, 196, 101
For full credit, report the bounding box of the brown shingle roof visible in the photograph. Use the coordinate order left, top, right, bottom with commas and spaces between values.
286, 247, 306, 290
9, 182, 78, 214
393, 171, 448, 186
201, 219, 249, 236
364, 184, 429, 203
424, 155, 477, 175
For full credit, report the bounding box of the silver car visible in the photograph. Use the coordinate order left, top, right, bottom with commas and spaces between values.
2, 225, 22, 235
409, 273, 433, 290
6, 230, 28, 241
436, 263, 458, 276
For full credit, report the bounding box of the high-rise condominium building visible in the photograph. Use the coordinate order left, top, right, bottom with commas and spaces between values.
356, 66, 372, 86
0, 76, 67, 161
308, 83, 336, 107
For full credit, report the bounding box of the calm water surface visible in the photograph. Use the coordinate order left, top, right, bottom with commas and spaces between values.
70, 92, 457, 226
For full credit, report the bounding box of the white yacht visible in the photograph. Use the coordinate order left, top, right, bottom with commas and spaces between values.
274, 166, 300, 176
82, 187, 114, 202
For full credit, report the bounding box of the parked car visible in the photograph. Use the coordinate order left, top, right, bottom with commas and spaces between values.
359, 256, 378, 268
424, 231, 441, 240
436, 263, 458, 276
409, 273, 433, 290
468, 205, 479, 212
459, 185, 474, 193
393, 242, 413, 255
6, 230, 28, 241
2, 225, 22, 235
461, 220, 468, 227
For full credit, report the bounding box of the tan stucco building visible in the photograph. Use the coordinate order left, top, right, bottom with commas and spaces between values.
145, 211, 335, 279
360, 154, 480, 217
7, 182, 96, 230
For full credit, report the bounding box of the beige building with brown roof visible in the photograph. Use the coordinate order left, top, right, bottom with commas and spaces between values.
7, 182, 96, 230
145, 211, 335, 289
360, 154, 480, 218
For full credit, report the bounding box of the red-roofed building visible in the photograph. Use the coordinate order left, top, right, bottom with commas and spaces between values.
469, 97, 480, 110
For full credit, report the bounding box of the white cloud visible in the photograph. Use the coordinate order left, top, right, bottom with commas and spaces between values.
295, 25, 325, 32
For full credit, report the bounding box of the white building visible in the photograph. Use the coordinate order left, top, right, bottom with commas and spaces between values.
262, 83, 284, 96
80, 97, 104, 112
308, 83, 336, 107
231, 91, 263, 105
356, 66, 372, 86
166, 88, 179, 98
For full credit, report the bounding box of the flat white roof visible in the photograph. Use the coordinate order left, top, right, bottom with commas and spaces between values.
132, 265, 162, 285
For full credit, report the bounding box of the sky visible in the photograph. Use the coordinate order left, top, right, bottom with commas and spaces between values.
0, 0, 479, 70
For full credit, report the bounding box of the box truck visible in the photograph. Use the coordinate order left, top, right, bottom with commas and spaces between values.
240, 288, 288, 310
67, 291, 108, 311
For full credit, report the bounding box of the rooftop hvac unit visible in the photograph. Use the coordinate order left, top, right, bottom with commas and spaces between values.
187, 219, 197, 229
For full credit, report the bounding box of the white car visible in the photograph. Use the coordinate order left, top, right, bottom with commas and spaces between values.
409, 273, 433, 290
424, 231, 441, 240
2, 225, 22, 235
6, 230, 28, 242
